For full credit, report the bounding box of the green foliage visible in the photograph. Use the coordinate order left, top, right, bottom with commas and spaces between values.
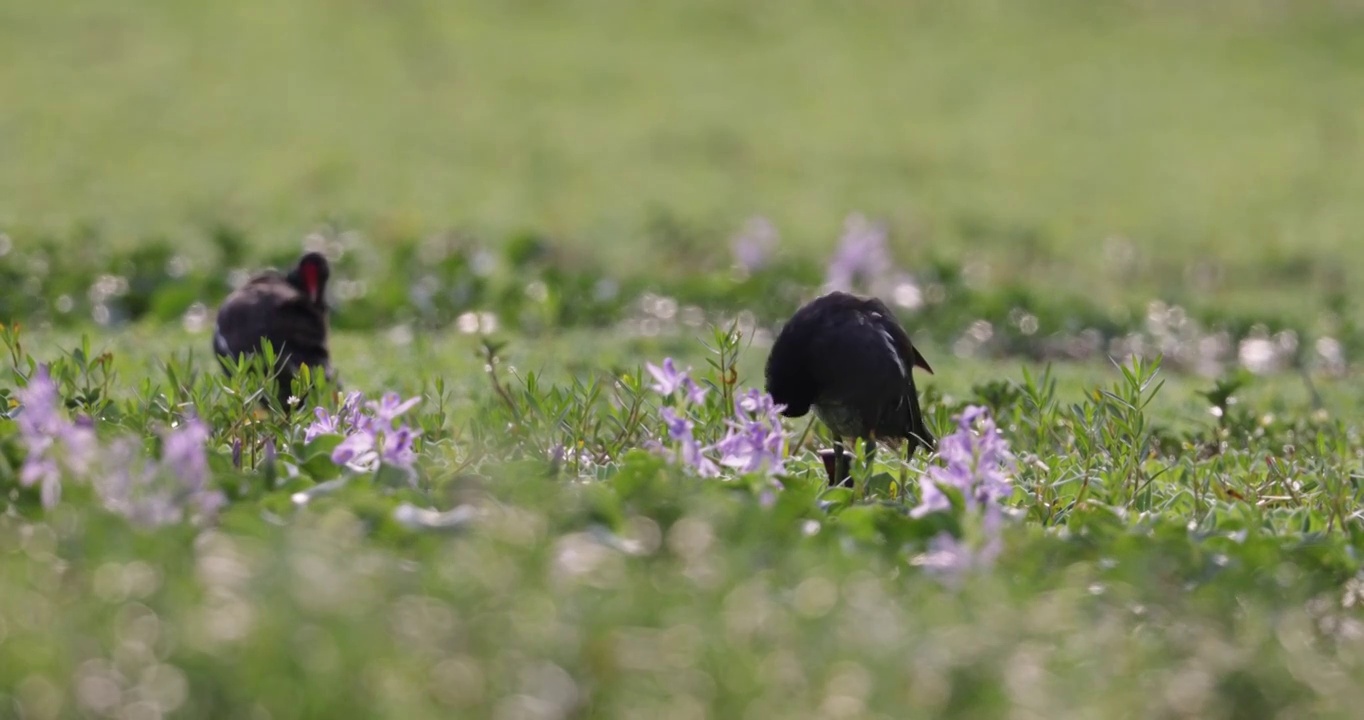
4, 1, 1364, 314
4, 0, 1364, 714
4, 230, 1353, 383
1, 320, 1364, 718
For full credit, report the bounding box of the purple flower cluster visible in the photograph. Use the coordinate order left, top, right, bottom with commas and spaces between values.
14, 367, 226, 525
14, 367, 97, 508
647, 358, 787, 480
912, 405, 1014, 518
915, 530, 1001, 582
712, 389, 787, 476
659, 406, 718, 477
646, 358, 707, 405
731, 215, 779, 273
910, 405, 1015, 583
306, 391, 423, 475
95, 418, 227, 528
822, 213, 926, 311
824, 213, 894, 294
546, 441, 599, 473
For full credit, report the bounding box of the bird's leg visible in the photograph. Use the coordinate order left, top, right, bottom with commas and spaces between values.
819, 448, 838, 485
906, 435, 927, 462
833, 439, 851, 488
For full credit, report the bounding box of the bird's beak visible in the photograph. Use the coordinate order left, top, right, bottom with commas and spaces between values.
914, 351, 934, 375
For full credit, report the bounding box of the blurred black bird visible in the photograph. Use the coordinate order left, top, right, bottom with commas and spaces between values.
213, 252, 333, 411
765, 291, 935, 486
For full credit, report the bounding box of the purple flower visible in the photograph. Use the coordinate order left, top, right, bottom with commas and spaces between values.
94, 423, 227, 528
824, 213, 893, 294
682, 440, 719, 477
14, 366, 97, 509
313, 390, 423, 474
15, 367, 59, 429
161, 419, 226, 522
646, 357, 711, 407
332, 430, 377, 471
914, 533, 976, 585
913, 523, 1005, 587
734, 388, 781, 417
651, 386, 786, 480
304, 406, 342, 442
713, 429, 782, 475
381, 425, 421, 467
13, 367, 226, 523
732, 216, 779, 273
660, 407, 694, 441
914, 477, 951, 518
338, 391, 364, 422
711, 389, 787, 476
165, 419, 227, 521
162, 419, 209, 488
304, 391, 367, 442
20, 457, 61, 509
96, 442, 173, 527
909, 406, 1014, 586
682, 378, 708, 406
370, 392, 421, 425
653, 407, 717, 477
911, 405, 1015, 518
646, 358, 687, 397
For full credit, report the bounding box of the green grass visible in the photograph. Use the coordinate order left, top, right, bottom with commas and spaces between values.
3, 323, 1364, 718
5, 0, 1364, 316
5, 1, 1364, 717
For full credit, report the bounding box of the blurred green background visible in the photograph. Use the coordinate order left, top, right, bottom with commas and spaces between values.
5, 0, 1364, 317
7, 5, 1364, 718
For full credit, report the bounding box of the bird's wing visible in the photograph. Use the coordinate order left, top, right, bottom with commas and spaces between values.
805, 300, 933, 448
805, 311, 909, 408
214, 286, 276, 358
215, 282, 328, 370
765, 305, 823, 417
865, 298, 932, 374
271, 301, 330, 370
864, 300, 935, 448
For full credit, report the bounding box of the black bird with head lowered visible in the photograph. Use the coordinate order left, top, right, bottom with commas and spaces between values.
212, 252, 333, 411
765, 291, 935, 486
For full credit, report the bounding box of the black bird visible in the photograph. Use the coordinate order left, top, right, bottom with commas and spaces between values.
213, 252, 333, 410
765, 291, 935, 486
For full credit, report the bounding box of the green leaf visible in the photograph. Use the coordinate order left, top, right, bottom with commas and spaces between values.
301, 452, 342, 481
374, 462, 415, 490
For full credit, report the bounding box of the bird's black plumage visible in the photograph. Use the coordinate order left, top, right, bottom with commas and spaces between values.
213, 252, 333, 410
765, 291, 934, 485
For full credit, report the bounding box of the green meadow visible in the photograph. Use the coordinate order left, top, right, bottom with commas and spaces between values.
3, 1, 1364, 717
